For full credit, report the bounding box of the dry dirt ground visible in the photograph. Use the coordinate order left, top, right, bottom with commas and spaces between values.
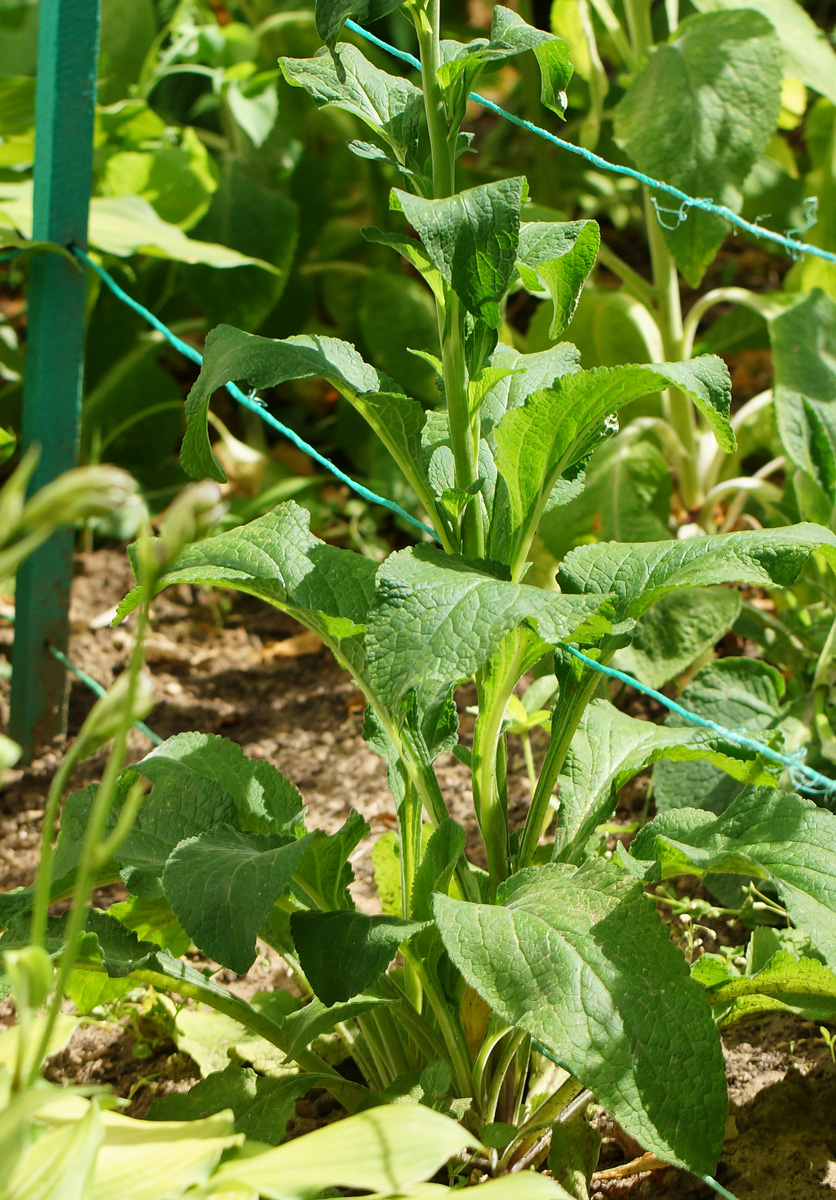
1, 548, 835, 1199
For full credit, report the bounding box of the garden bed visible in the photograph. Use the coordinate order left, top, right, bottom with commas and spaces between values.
1, 548, 834, 1199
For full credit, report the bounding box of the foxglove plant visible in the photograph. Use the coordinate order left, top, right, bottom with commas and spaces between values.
6, 0, 836, 1187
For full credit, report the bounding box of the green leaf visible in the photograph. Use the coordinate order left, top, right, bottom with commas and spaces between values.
411, 819, 467, 920
706, 948, 836, 1026
516, 220, 600, 338
0, 181, 280, 270
118, 502, 378, 681
392, 178, 525, 327
494, 357, 733, 570
314, 0, 405, 54
149, 1065, 323, 1144
692, 0, 836, 106
227, 77, 279, 148
88, 1108, 238, 1200
539, 437, 672, 561
614, 585, 742, 689
554, 698, 776, 863
212, 1104, 480, 1198
140, 732, 304, 837
630, 786, 836, 969
613, 11, 783, 285
653, 658, 792, 815
279, 993, 393, 1062
281, 45, 423, 167
290, 911, 428, 1005
293, 810, 370, 911
5, 1099, 103, 1200
480, 342, 581, 433
434, 861, 727, 1172
558, 523, 836, 622
162, 827, 311, 974
365, 544, 609, 719
770, 289, 836, 500
489, 6, 572, 116
180, 322, 405, 484
99, 129, 217, 230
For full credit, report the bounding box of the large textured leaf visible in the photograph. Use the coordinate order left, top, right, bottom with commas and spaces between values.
118, 503, 377, 680
558, 524, 836, 621
554, 699, 776, 863
181, 323, 407, 483
139, 732, 303, 836
494, 357, 732, 568
614, 585, 742, 689
516, 221, 600, 338
290, 912, 428, 1005
770, 289, 836, 503
696, 943, 836, 1026
281, 45, 423, 167
613, 11, 782, 285
149, 1065, 326, 1144
693, 0, 836, 106
489, 6, 571, 115
162, 827, 311, 974
365, 544, 610, 717
212, 1105, 479, 1198
630, 787, 836, 969
653, 658, 794, 815
434, 861, 727, 1172
293, 810, 369, 911
479, 342, 581, 432
393, 179, 524, 327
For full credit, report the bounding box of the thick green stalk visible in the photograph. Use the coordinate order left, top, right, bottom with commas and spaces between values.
472, 633, 527, 891
516, 664, 603, 870
643, 188, 699, 510
413, 0, 483, 558
401, 944, 472, 1097
415, 0, 455, 200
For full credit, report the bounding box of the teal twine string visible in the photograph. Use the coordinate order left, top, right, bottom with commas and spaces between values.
563, 644, 836, 803
344, 18, 836, 269
73, 248, 437, 541
0, 612, 161, 744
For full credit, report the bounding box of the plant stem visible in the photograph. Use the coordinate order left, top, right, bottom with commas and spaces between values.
415, 0, 455, 200
596, 242, 656, 309
517, 661, 603, 870
29, 744, 88, 950
622, 0, 699, 511
484, 1029, 527, 1123
29, 601, 152, 1079
413, 0, 483, 558
401, 944, 472, 1097
473, 635, 526, 891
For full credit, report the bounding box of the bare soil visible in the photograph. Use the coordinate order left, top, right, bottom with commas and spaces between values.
2, 548, 835, 1197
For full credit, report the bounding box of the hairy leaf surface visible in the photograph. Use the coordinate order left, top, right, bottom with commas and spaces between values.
434, 862, 726, 1171
631, 787, 836, 968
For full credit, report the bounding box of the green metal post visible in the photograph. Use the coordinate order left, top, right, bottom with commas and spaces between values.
9, 0, 101, 756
